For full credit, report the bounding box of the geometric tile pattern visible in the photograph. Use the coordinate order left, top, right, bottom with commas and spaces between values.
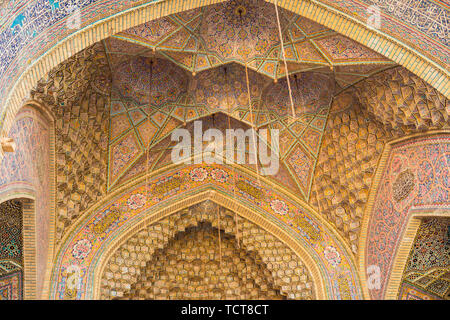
51, 162, 362, 300
365, 135, 450, 300
256, 73, 334, 198
0, 105, 52, 297
0, 105, 53, 292
399, 217, 450, 300
399, 281, 443, 300
0, 200, 22, 269
0, 271, 22, 300
113, 0, 394, 87
311, 66, 450, 254
112, 113, 303, 195
106, 56, 188, 188
1, 0, 449, 145
17, 15, 448, 260
405, 218, 450, 273
109, 131, 143, 185
0, 0, 446, 301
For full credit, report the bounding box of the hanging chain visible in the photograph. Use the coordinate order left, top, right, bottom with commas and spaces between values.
274, 0, 297, 121
224, 67, 241, 248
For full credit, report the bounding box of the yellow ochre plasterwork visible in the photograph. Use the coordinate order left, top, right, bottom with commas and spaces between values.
54, 157, 358, 271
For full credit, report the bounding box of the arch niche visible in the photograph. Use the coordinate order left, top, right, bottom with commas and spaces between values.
48, 164, 363, 300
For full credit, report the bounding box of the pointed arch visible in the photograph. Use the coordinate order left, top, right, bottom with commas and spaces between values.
49, 163, 363, 299
359, 130, 450, 299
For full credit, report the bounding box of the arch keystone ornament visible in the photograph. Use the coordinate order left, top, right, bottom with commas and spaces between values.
49, 164, 364, 300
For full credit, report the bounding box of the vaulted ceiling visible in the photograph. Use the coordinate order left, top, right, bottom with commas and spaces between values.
107, 0, 395, 88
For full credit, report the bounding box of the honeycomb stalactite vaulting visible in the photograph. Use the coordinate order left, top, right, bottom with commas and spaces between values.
30, 43, 111, 242
0, 200, 23, 268
121, 223, 285, 300
310, 90, 400, 254
311, 66, 450, 254
100, 201, 314, 300
355, 67, 450, 132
